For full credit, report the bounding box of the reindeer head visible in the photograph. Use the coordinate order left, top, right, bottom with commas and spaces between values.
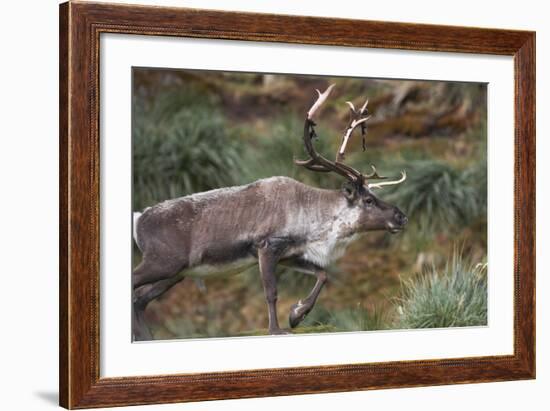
296, 85, 408, 234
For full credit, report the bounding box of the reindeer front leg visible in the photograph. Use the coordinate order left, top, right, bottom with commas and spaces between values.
289, 270, 327, 328
258, 241, 288, 335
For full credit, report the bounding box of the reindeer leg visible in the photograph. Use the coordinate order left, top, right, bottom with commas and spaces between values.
133, 255, 187, 289
289, 270, 327, 328
132, 275, 185, 341
258, 240, 289, 335
132, 305, 152, 341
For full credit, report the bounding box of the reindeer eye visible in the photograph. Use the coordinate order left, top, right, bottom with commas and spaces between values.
365, 197, 374, 205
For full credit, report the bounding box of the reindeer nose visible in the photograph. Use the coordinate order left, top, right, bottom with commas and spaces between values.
394, 210, 408, 226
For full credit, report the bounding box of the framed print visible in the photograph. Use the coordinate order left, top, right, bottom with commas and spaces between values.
59, 1, 535, 408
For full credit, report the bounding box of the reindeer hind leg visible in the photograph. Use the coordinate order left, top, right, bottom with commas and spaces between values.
132, 255, 187, 289
132, 255, 187, 341
132, 275, 186, 341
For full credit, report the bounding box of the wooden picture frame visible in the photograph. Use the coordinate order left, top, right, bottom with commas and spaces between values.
59, 1, 535, 408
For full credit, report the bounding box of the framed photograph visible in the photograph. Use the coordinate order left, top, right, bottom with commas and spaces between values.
59, 1, 535, 408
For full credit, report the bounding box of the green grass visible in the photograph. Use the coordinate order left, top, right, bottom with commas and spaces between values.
133, 87, 245, 210
300, 304, 390, 332
382, 159, 485, 233
241, 113, 343, 189
395, 252, 487, 329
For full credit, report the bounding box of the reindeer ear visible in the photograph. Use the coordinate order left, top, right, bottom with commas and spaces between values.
341, 181, 358, 202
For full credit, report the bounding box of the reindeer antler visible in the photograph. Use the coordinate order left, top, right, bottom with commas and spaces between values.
295, 85, 407, 189
295, 85, 364, 184
337, 97, 370, 162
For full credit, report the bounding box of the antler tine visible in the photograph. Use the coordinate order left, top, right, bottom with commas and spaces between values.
335, 95, 371, 162
336, 116, 370, 162
368, 170, 407, 189
345, 101, 356, 113
364, 165, 387, 180
308, 84, 335, 120
359, 98, 369, 115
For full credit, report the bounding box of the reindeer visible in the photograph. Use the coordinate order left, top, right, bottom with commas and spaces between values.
132, 85, 407, 340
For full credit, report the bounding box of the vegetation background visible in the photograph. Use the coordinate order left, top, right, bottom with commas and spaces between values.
132, 68, 488, 339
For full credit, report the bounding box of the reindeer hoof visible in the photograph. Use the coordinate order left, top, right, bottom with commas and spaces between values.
289, 301, 312, 328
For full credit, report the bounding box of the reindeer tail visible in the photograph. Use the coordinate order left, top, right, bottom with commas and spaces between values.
132, 212, 142, 249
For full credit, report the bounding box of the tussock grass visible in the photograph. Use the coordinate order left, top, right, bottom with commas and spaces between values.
395, 253, 487, 329
383, 159, 485, 233
133, 88, 244, 210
